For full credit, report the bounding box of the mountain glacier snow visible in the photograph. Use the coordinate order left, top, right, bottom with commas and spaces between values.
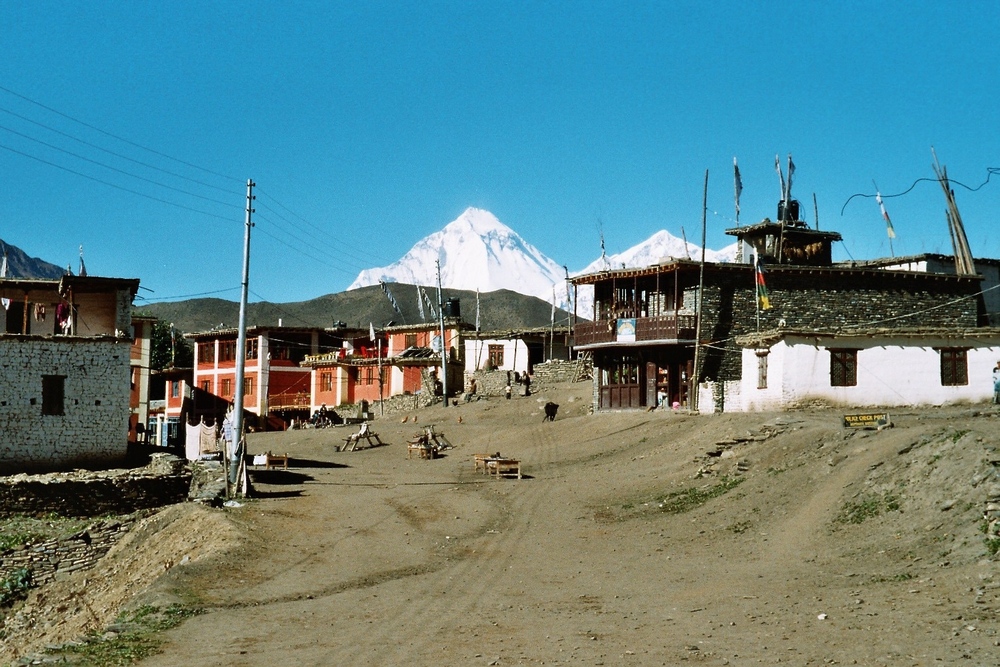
348, 207, 738, 314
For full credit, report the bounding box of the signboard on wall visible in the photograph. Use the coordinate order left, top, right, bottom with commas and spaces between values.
616, 318, 636, 342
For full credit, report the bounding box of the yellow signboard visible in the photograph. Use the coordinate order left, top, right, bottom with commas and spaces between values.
842, 413, 892, 429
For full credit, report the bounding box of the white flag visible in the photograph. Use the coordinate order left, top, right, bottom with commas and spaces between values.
369, 322, 375, 342
0, 254, 8, 310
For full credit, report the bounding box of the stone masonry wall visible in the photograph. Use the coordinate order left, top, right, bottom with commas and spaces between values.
0, 338, 132, 474
696, 269, 981, 385
0, 454, 190, 519
0, 515, 140, 586
0, 454, 191, 586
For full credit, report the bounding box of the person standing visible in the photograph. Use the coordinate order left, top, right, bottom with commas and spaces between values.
993, 361, 1000, 405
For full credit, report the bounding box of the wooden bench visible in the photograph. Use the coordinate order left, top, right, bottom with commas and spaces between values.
408, 442, 437, 459
473, 453, 490, 473
253, 451, 289, 469
341, 422, 384, 452
486, 458, 521, 479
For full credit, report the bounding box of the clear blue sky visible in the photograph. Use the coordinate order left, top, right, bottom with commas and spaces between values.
2, 2, 999, 305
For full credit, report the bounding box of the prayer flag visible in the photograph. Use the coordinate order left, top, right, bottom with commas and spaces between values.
0, 253, 8, 310
754, 250, 772, 311
475, 289, 481, 332
78, 245, 87, 277
417, 286, 425, 320
775, 154, 785, 202
379, 281, 402, 317
733, 157, 743, 217
369, 322, 375, 342
876, 191, 896, 239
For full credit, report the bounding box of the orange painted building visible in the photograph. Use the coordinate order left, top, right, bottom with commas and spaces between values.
188, 326, 361, 427
303, 321, 468, 410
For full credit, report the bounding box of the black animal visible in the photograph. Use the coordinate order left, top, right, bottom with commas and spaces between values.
543, 402, 559, 422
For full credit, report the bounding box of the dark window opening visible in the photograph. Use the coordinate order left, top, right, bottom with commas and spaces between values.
42, 375, 66, 415
829, 349, 857, 387
939, 348, 968, 386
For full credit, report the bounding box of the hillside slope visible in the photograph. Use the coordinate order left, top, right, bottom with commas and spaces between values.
135, 284, 576, 334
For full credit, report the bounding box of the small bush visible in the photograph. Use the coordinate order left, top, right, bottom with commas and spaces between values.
0, 567, 34, 607
836, 492, 901, 524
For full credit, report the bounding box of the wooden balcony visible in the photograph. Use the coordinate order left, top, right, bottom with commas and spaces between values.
574, 314, 697, 347
268, 391, 311, 411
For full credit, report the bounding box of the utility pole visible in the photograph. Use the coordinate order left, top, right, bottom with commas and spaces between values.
230, 179, 254, 494
436, 259, 448, 406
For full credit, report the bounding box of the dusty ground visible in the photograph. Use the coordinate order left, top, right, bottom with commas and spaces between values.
4, 380, 1000, 666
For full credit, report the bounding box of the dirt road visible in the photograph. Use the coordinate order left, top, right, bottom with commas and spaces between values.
7, 381, 1000, 665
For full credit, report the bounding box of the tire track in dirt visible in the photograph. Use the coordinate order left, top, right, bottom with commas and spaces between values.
329, 421, 567, 664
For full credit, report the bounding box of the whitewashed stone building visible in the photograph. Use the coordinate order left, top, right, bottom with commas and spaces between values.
0, 275, 140, 474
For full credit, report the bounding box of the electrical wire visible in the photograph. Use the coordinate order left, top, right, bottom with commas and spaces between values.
0, 84, 243, 184
840, 167, 1000, 215
0, 104, 235, 194
0, 122, 241, 209
0, 142, 239, 223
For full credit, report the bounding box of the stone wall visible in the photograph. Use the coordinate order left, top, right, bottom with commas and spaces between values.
0, 454, 190, 519
0, 515, 140, 586
0, 337, 133, 474
696, 269, 981, 385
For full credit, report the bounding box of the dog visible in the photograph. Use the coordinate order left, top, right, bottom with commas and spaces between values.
543, 402, 559, 422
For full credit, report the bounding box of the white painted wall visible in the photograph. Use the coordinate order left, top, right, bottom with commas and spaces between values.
734, 335, 1000, 411
0, 338, 131, 473
464, 339, 531, 374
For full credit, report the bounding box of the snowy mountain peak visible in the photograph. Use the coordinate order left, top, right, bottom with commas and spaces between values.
445, 207, 510, 236
577, 229, 737, 275
348, 209, 567, 305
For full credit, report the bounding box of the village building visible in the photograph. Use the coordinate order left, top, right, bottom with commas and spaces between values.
187, 325, 352, 429
463, 326, 572, 375
128, 314, 156, 443
0, 274, 140, 473
303, 320, 469, 413
571, 208, 1000, 413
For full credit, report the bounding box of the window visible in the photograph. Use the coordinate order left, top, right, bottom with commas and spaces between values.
220, 340, 237, 362
198, 344, 215, 364
829, 349, 857, 387
244, 377, 253, 395
200, 380, 210, 393
756, 349, 769, 389
42, 375, 66, 415
221, 378, 232, 397
939, 348, 968, 386
171, 380, 180, 398
405, 333, 417, 348
246, 339, 258, 359
488, 345, 505, 369
321, 372, 333, 392
364, 367, 375, 386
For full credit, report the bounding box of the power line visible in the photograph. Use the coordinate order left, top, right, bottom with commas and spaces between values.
0, 104, 235, 194
0, 123, 241, 209
0, 84, 243, 184
0, 142, 239, 222
840, 167, 1000, 215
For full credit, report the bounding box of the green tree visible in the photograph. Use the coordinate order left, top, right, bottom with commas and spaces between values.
150, 320, 193, 371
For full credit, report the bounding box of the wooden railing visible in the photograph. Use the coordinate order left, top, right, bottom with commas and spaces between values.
268, 391, 311, 411
574, 314, 696, 346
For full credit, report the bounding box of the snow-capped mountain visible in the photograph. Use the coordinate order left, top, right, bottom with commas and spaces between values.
576, 230, 738, 275
349, 207, 568, 305
349, 208, 740, 316
572, 230, 739, 317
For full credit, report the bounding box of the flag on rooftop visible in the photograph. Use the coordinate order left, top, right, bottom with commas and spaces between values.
0, 253, 8, 311
369, 322, 375, 342
753, 249, 772, 311
734, 157, 743, 218
78, 245, 87, 277
876, 191, 896, 239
